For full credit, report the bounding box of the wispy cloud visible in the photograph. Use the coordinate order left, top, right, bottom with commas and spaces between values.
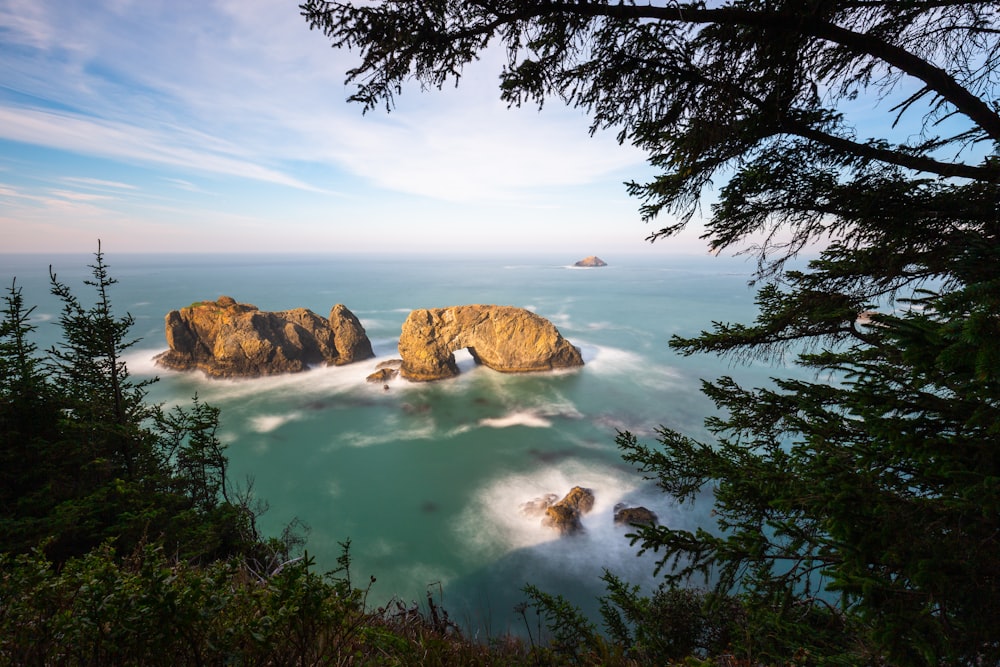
62, 177, 138, 191
48, 189, 116, 202
0, 106, 323, 191
0, 0, 669, 253
0, 0, 644, 200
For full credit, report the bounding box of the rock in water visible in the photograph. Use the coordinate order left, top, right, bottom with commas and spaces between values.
573, 256, 607, 267
397, 305, 584, 381
613, 505, 658, 527
541, 486, 595, 536
155, 296, 374, 378
366, 367, 398, 383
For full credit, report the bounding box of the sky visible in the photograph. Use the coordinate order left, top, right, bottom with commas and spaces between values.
0, 0, 712, 256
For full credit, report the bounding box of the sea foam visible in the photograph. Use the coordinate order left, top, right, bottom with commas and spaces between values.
249, 412, 303, 433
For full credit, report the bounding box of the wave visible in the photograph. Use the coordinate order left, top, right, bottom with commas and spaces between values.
581, 343, 683, 389
335, 416, 440, 448
451, 462, 705, 601
138, 351, 387, 404
479, 411, 553, 429
249, 411, 303, 433
123, 348, 169, 377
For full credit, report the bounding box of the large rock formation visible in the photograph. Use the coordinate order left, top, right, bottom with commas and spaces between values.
155, 296, 374, 378
397, 305, 584, 381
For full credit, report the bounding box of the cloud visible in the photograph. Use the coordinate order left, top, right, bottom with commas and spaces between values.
0, 0, 54, 50
0, 106, 321, 191
0, 0, 645, 202
62, 177, 138, 190
0, 0, 671, 253
47, 189, 116, 202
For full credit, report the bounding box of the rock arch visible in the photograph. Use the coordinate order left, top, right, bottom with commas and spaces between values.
398, 305, 584, 381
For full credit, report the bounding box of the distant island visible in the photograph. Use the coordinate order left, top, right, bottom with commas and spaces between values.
574, 255, 607, 267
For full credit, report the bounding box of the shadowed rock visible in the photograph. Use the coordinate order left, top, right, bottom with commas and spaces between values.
155, 296, 373, 378
367, 358, 402, 383
613, 505, 659, 528
398, 305, 584, 381
366, 367, 398, 383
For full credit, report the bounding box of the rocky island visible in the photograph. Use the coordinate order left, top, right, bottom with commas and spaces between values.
155, 296, 374, 378
397, 305, 584, 381
573, 255, 607, 267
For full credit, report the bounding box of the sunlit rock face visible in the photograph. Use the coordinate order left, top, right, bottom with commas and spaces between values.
397, 305, 584, 381
155, 296, 373, 378
541, 486, 595, 536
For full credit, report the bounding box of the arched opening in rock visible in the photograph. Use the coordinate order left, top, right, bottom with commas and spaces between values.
451, 347, 478, 373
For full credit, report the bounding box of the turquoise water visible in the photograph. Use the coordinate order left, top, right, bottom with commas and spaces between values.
2, 251, 783, 635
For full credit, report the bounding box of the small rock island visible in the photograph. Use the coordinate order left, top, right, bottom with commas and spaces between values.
397, 305, 584, 381
154, 296, 374, 378
574, 255, 607, 267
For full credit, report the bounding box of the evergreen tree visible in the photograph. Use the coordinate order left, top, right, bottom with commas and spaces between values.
47, 243, 156, 481
2, 247, 258, 564
0, 280, 63, 552
302, 1, 1000, 662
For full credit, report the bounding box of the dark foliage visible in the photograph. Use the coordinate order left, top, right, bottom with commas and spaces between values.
302, 1, 1000, 663
0, 246, 261, 565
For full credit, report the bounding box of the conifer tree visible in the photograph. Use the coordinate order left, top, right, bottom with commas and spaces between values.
0, 280, 63, 551
302, 1, 1000, 662
2, 247, 258, 563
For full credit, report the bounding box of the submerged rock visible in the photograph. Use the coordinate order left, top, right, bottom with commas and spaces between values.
398, 305, 584, 381
366, 367, 399, 383
155, 296, 373, 378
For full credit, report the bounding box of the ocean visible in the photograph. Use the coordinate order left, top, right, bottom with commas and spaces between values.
1, 251, 788, 636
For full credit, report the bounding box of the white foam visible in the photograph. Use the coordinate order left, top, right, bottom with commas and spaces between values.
249, 411, 303, 433
454, 461, 644, 558
336, 420, 439, 448
147, 355, 381, 404
123, 348, 167, 377
582, 343, 683, 390
479, 411, 553, 429
453, 462, 698, 594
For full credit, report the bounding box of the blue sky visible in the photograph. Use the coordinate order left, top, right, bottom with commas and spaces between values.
0, 0, 713, 256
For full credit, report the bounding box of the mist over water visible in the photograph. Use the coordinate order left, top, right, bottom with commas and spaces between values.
2, 251, 783, 635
